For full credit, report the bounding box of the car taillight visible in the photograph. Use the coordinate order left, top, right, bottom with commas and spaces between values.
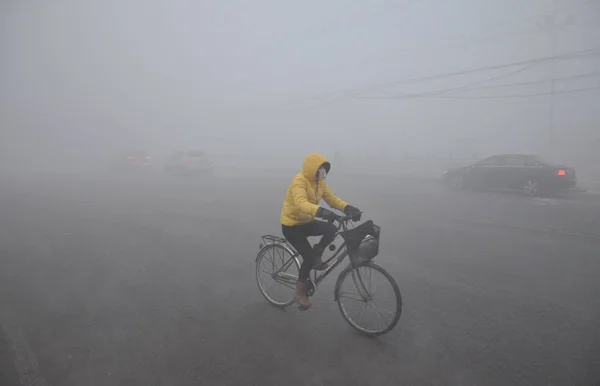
556, 169, 566, 176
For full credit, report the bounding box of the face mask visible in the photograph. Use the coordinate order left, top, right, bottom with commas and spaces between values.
317, 167, 327, 180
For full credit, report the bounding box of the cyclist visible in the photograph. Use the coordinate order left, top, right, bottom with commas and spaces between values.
280, 153, 361, 309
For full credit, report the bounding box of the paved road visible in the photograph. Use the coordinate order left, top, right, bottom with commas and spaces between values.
1, 171, 600, 386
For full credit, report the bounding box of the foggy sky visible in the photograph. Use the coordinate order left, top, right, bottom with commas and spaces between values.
1, 0, 599, 167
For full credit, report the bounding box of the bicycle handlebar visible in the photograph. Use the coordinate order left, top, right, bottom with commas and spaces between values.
328, 211, 363, 225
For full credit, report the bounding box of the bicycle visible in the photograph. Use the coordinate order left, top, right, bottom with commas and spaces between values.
255, 214, 402, 336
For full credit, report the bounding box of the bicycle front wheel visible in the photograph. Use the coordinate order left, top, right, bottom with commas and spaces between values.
255, 244, 300, 307
335, 262, 402, 336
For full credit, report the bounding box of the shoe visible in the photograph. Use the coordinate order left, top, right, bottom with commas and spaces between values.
295, 281, 312, 309
312, 245, 327, 270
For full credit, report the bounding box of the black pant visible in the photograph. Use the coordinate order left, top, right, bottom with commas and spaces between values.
282, 220, 338, 282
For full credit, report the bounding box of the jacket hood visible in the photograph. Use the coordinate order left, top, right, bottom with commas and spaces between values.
301, 153, 330, 181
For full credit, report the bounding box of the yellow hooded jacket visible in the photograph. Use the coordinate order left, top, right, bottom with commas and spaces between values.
280, 153, 348, 226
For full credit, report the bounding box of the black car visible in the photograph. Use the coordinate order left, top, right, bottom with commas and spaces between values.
443, 154, 577, 196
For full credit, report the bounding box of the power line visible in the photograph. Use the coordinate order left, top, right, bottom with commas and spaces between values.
451, 71, 600, 93
273, 50, 600, 111
351, 85, 600, 100
371, 64, 538, 98
289, 47, 599, 106
227, 1, 595, 94
234, 1, 592, 91
363, 70, 600, 99
339, 47, 600, 94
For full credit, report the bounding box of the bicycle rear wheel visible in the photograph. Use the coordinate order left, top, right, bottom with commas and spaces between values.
255, 244, 300, 307
335, 262, 402, 336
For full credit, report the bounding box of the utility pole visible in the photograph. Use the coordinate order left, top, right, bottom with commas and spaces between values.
544, 0, 578, 159
547, 0, 557, 158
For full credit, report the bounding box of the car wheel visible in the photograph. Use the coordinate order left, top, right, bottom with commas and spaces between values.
523, 179, 540, 197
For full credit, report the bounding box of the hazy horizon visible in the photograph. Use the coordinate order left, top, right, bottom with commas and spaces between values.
1, 0, 599, 171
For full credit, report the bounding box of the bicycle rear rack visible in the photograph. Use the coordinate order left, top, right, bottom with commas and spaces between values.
260, 234, 289, 250
261, 234, 287, 243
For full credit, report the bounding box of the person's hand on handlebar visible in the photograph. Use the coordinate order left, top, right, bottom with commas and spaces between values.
344, 205, 362, 221
316, 207, 342, 222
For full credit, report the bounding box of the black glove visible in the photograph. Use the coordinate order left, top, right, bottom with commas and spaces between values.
344, 205, 362, 221
316, 207, 340, 222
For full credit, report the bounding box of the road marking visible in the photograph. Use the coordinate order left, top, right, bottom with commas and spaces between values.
0, 306, 47, 386
453, 217, 600, 240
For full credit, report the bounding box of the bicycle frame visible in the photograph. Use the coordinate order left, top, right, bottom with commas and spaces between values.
262, 218, 355, 287
310, 216, 364, 284
310, 233, 349, 285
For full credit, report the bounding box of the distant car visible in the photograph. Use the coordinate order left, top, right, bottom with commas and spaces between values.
443, 154, 577, 196
110, 149, 151, 172
164, 150, 213, 176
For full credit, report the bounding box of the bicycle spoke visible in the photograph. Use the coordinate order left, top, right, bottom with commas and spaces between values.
256, 244, 299, 307
351, 270, 370, 301
368, 301, 390, 331
339, 292, 367, 302
275, 248, 284, 267
337, 263, 402, 335
269, 248, 276, 272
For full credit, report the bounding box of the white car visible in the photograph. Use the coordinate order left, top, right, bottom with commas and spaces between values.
164, 150, 213, 175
